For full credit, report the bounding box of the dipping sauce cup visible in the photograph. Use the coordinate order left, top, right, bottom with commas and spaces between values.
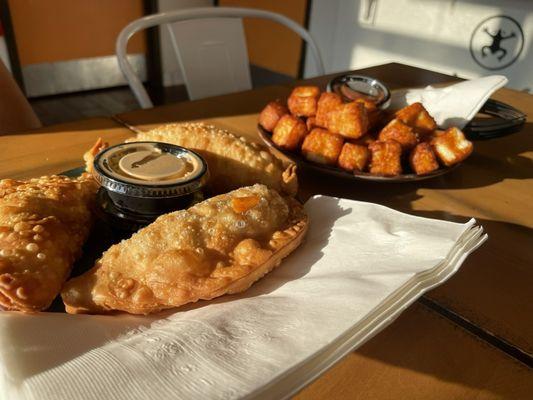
92, 141, 209, 231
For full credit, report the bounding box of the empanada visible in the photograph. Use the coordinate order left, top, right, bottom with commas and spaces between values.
126, 123, 298, 196
0, 174, 97, 311
62, 184, 308, 314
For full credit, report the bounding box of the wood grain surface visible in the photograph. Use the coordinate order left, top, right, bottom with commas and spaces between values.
1, 63, 531, 399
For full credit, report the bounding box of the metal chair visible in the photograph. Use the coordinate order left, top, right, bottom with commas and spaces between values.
116, 7, 325, 108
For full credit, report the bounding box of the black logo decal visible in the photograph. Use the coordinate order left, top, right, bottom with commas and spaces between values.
470, 15, 524, 70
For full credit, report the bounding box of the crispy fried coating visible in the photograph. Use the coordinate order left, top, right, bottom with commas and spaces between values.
301, 128, 344, 165
395, 102, 437, 134
61, 184, 308, 315
409, 142, 439, 175
287, 86, 321, 117
272, 114, 308, 151
378, 119, 418, 151
315, 92, 343, 127
352, 134, 376, 146
0, 174, 97, 311
354, 98, 377, 112
368, 140, 403, 176
128, 122, 298, 196
353, 98, 383, 128
431, 127, 473, 167
422, 129, 446, 143
338, 142, 370, 172
306, 116, 317, 131
326, 101, 369, 139
259, 100, 289, 132
83, 138, 109, 173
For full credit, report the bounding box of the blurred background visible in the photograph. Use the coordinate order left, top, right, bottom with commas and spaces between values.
0, 0, 530, 126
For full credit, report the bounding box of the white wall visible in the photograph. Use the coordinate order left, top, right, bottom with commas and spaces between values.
157, 0, 214, 87
305, 0, 532, 91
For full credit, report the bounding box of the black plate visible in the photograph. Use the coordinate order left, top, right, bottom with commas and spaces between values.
257, 125, 459, 182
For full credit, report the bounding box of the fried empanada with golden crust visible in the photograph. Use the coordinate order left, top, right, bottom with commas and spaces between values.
0, 174, 97, 311
127, 123, 298, 196
61, 184, 308, 315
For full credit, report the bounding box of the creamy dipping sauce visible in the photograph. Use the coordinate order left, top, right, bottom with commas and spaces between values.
92, 142, 209, 232
97, 143, 203, 187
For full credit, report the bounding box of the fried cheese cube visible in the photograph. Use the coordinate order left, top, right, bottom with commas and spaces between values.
409, 142, 439, 175
306, 116, 317, 131
354, 98, 383, 129
287, 86, 321, 117
431, 127, 473, 166
301, 128, 344, 165
421, 129, 445, 143
378, 119, 418, 151
272, 114, 307, 151
352, 134, 376, 146
395, 102, 437, 134
368, 140, 402, 176
259, 100, 289, 131
315, 92, 343, 127
338, 142, 370, 172
326, 101, 369, 139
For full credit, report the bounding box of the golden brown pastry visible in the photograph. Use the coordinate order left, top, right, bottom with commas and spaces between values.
83, 137, 109, 173
0, 174, 97, 311
61, 184, 308, 315
126, 122, 298, 196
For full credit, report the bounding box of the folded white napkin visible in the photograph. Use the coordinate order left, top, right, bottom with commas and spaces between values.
390, 75, 508, 129
0, 196, 486, 400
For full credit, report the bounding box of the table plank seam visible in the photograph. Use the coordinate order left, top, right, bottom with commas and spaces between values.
420, 296, 533, 368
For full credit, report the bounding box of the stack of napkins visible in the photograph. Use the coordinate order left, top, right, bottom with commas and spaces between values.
0, 196, 486, 400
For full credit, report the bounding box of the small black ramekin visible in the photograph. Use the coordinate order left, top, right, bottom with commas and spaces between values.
92, 141, 209, 232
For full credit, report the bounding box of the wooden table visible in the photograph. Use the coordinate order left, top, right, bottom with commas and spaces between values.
1, 63, 531, 399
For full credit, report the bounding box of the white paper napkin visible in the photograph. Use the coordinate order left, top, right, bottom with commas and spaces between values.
0, 196, 486, 400
390, 75, 508, 129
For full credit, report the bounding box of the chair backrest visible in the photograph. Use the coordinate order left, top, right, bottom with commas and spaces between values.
165, 17, 252, 101
116, 7, 325, 108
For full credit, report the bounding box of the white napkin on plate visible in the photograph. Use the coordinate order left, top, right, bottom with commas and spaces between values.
390, 75, 508, 129
0, 196, 486, 400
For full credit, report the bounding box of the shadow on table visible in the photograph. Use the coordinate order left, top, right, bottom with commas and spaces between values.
345, 303, 533, 399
